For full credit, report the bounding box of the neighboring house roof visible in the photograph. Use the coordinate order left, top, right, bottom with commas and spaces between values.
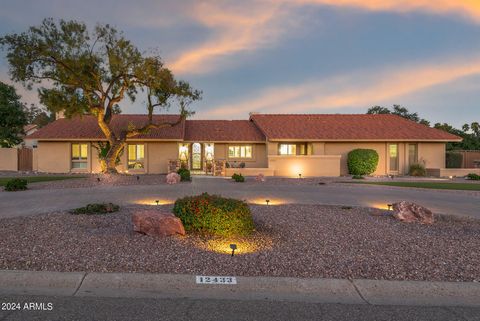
250, 114, 462, 141
23, 124, 38, 135
184, 120, 265, 142
27, 115, 186, 140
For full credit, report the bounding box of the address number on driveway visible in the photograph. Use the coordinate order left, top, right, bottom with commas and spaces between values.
196, 276, 237, 284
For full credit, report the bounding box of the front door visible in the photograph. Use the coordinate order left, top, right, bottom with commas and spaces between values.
191, 143, 202, 170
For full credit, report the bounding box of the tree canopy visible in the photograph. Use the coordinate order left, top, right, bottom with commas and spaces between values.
1, 18, 201, 172
0, 82, 28, 147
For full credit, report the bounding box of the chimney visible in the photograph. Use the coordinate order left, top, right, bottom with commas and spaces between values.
55, 111, 65, 119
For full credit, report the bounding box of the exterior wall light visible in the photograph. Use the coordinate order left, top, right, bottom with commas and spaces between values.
230, 244, 237, 256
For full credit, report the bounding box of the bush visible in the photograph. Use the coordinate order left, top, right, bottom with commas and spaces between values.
173, 193, 254, 237
347, 149, 379, 176
239, 162, 246, 168
177, 168, 191, 181
466, 173, 480, 180
4, 178, 28, 191
446, 152, 463, 168
71, 203, 119, 215
408, 163, 427, 176
232, 173, 245, 182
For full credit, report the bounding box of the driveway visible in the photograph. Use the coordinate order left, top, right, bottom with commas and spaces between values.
0, 176, 478, 219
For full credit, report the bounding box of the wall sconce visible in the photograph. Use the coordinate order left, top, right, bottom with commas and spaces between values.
230, 244, 237, 257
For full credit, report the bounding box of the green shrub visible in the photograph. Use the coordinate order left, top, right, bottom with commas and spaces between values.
173, 193, 254, 237
466, 173, 480, 180
347, 149, 379, 176
446, 152, 463, 168
177, 168, 191, 181
71, 203, 119, 215
232, 173, 245, 182
409, 163, 427, 176
4, 178, 28, 191
352, 175, 364, 179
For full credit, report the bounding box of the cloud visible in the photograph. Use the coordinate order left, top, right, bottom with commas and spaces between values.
169, 0, 480, 75
203, 55, 480, 117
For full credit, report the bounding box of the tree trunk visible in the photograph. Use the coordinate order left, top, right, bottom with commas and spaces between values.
101, 142, 125, 174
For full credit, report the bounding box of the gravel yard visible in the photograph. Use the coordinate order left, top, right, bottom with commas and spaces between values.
1, 204, 479, 282
3, 174, 170, 191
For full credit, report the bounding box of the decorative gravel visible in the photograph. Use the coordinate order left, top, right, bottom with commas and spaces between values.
1, 204, 479, 282
26, 174, 170, 190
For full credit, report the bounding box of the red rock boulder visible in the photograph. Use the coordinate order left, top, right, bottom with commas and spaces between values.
392, 201, 434, 224
132, 210, 186, 237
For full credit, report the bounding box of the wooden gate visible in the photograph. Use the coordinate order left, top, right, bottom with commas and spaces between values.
18, 148, 33, 171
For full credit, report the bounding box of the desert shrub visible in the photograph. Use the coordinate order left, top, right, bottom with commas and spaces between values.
352, 175, 364, 179
71, 203, 119, 215
232, 173, 245, 182
239, 162, 246, 168
446, 152, 463, 168
466, 173, 480, 180
347, 149, 379, 176
173, 193, 254, 237
177, 168, 191, 181
408, 163, 427, 176
4, 178, 28, 191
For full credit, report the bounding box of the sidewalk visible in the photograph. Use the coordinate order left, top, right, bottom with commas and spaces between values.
1, 270, 479, 307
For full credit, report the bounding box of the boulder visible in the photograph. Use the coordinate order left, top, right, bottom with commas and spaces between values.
166, 172, 181, 185
255, 173, 266, 182
392, 201, 434, 224
132, 210, 186, 237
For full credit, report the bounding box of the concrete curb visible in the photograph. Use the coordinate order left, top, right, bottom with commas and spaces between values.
0, 270, 479, 307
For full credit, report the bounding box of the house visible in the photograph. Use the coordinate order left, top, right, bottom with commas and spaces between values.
26, 113, 461, 177
22, 124, 39, 148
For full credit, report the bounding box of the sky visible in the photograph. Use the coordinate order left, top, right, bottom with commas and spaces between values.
0, 0, 479, 128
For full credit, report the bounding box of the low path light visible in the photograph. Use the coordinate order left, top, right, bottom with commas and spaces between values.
266, 199, 270, 205
230, 244, 237, 257
298, 173, 302, 179
155, 200, 160, 205
387, 203, 393, 211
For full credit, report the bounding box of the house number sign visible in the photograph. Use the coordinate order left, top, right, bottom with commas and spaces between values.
196, 276, 237, 284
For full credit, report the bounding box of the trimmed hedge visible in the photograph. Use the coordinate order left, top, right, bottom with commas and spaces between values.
177, 168, 191, 181
347, 149, 379, 176
4, 178, 28, 191
446, 152, 463, 168
173, 193, 254, 237
408, 163, 427, 177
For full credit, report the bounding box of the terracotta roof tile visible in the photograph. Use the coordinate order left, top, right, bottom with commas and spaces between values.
184, 120, 265, 142
28, 114, 185, 140
250, 114, 462, 141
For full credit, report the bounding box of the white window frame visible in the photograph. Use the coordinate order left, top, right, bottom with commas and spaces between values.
127, 144, 145, 170
71, 143, 88, 170
228, 145, 253, 159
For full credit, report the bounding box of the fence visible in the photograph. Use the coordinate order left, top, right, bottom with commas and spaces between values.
0, 147, 34, 171
454, 150, 480, 168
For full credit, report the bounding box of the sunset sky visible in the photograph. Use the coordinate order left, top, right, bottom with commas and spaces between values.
1, 0, 479, 128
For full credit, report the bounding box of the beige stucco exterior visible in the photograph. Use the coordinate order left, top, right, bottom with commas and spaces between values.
0, 148, 18, 171
32, 139, 448, 177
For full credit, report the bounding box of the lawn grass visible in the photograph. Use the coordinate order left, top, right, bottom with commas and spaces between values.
347, 181, 480, 191
0, 176, 86, 186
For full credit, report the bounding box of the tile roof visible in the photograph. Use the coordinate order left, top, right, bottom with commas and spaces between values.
184, 120, 265, 142
250, 114, 462, 141
27, 115, 185, 140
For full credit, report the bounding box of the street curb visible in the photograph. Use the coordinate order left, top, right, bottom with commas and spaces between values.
0, 270, 479, 307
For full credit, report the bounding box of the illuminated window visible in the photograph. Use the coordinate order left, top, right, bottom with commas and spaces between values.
389, 144, 399, 171
128, 144, 145, 169
71, 143, 88, 169
278, 143, 307, 155
228, 145, 252, 158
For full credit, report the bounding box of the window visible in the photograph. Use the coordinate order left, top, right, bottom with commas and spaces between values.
389, 144, 399, 172
278, 143, 307, 156
228, 145, 252, 158
128, 144, 145, 169
408, 144, 418, 166
71, 143, 88, 169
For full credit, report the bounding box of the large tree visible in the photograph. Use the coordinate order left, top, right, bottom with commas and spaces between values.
0, 81, 28, 147
367, 104, 430, 126
0, 19, 201, 173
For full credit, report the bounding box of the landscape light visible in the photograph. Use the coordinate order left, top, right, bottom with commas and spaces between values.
137, 175, 140, 181
298, 173, 302, 179
230, 244, 237, 256
387, 203, 393, 211
155, 200, 160, 205
97, 177, 101, 182
449, 176, 453, 179
266, 199, 270, 205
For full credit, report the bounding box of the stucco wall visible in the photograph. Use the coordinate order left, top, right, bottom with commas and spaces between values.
225, 168, 274, 176
268, 155, 341, 177
0, 148, 18, 171
419, 143, 445, 169
147, 142, 177, 174
324, 142, 388, 175
223, 143, 268, 168
36, 142, 71, 173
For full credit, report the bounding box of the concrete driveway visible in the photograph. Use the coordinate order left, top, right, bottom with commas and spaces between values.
0, 176, 478, 219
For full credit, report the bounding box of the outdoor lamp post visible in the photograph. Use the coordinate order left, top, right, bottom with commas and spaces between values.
230, 244, 237, 257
